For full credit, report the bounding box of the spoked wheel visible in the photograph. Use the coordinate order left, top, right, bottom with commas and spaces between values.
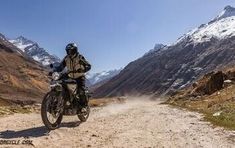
41, 92, 63, 130
77, 105, 90, 122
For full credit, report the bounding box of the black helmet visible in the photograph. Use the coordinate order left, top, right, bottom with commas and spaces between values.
66, 43, 78, 56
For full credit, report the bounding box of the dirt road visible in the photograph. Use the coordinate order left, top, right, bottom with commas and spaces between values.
0, 99, 234, 148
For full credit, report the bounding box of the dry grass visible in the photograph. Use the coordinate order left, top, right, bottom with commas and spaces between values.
167, 85, 235, 130
0, 106, 33, 116
0, 50, 49, 102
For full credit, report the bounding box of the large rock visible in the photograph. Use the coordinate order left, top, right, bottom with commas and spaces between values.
193, 71, 225, 96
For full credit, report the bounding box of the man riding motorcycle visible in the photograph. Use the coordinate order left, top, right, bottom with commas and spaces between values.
56, 43, 91, 112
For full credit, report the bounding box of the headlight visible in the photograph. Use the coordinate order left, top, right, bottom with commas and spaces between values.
52, 72, 60, 80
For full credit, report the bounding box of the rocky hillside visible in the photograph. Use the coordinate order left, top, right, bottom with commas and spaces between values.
0, 33, 49, 102
167, 68, 235, 129
94, 6, 235, 98
9, 36, 60, 66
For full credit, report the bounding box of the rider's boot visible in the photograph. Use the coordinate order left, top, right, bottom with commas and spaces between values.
76, 94, 88, 113
80, 94, 88, 113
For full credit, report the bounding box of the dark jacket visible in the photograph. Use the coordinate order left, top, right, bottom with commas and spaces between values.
58, 53, 91, 79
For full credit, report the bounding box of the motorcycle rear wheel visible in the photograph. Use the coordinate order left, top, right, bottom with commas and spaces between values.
77, 105, 90, 122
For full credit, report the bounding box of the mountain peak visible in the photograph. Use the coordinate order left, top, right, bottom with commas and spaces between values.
15, 36, 35, 45
16, 35, 26, 40
154, 44, 165, 50
9, 35, 60, 66
215, 5, 235, 21
0, 33, 7, 41
174, 5, 235, 44
224, 5, 235, 11
144, 44, 166, 56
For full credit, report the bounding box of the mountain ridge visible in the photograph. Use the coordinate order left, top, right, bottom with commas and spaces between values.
9, 36, 60, 66
87, 69, 122, 86
93, 5, 235, 98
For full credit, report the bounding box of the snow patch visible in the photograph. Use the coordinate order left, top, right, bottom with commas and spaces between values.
87, 69, 122, 85
9, 40, 33, 52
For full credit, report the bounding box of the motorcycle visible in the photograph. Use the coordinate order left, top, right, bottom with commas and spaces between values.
41, 64, 91, 130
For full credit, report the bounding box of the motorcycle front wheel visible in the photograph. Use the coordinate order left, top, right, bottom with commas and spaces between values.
41, 92, 63, 130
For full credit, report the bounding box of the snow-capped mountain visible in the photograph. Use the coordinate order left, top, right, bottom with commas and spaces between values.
176, 5, 235, 44
0, 33, 27, 56
93, 5, 235, 98
9, 36, 60, 66
87, 69, 122, 85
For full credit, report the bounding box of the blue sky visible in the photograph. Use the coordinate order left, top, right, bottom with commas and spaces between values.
1, 0, 235, 73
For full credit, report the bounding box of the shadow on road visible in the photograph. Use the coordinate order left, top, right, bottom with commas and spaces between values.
0, 126, 48, 139
0, 121, 82, 139
61, 121, 82, 128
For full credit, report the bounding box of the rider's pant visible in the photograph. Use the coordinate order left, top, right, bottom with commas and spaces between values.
75, 76, 88, 107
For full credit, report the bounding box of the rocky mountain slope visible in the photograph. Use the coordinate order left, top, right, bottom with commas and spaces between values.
167, 68, 235, 129
9, 36, 60, 66
94, 5, 235, 98
0, 33, 49, 102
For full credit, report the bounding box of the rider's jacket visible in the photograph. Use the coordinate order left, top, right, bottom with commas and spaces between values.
58, 53, 91, 79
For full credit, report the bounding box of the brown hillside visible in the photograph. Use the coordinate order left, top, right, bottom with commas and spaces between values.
0, 37, 49, 102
